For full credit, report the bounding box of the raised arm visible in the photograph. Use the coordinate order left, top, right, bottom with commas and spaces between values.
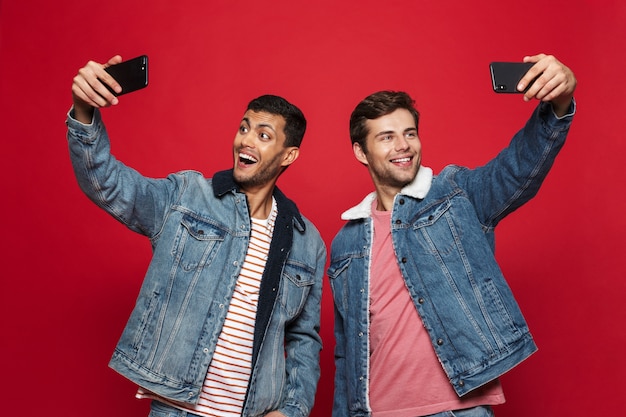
452, 54, 576, 228
67, 56, 181, 238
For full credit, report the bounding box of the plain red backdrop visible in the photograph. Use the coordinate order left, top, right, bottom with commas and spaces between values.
1, 0, 625, 415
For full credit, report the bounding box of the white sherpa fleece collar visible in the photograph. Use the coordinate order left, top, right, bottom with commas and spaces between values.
341, 166, 433, 220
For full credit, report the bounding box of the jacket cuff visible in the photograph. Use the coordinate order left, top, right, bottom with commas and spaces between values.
541, 98, 576, 120
66, 107, 102, 144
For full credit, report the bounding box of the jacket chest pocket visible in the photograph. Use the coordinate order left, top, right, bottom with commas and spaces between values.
327, 257, 352, 313
280, 260, 316, 318
171, 214, 226, 271
413, 199, 463, 256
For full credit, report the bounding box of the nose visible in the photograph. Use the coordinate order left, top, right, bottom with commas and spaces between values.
394, 135, 410, 151
239, 130, 254, 149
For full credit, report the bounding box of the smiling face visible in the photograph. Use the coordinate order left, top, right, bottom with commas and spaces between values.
354, 108, 422, 196
232, 110, 299, 192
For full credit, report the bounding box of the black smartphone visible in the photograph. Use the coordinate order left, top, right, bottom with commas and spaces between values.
489, 62, 534, 93
102, 55, 149, 96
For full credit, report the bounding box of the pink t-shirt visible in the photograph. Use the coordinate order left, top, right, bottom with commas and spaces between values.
369, 202, 505, 417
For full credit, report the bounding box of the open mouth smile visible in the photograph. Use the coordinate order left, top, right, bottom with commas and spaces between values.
390, 156, 413, 165
239, 152, 258, 165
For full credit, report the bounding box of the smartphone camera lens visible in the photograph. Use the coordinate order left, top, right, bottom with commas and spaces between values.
498, 85, 506, 91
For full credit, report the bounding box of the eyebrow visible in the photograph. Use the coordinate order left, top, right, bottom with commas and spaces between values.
242, 117, 277, 134
374, 127, 417, 138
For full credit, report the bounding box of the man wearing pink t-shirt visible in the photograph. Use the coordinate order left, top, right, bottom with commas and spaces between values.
328, 54, 577, 417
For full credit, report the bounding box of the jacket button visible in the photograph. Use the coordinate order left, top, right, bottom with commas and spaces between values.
401, 257, 407, 263
198, 230, 204, 235
437, 338, 444, 346
358, 332, 364, 337
459, 380, 465, 387
399, 199, 405, 205
395, 219, 401, 224
428, 215, 434, 221
418, 297, 425, 304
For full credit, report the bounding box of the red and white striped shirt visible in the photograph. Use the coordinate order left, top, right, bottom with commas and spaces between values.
138, 199, 277, 416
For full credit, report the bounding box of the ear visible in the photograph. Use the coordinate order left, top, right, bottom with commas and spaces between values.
353, 142, 369, 165
281, 147, 300, 167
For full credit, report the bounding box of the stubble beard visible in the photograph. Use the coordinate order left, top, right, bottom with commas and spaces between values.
373, 162, 420, 191
234, 153, 284, 189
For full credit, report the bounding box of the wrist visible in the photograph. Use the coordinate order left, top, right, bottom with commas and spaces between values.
72, 102, 95, 124
551, 95, 574, 118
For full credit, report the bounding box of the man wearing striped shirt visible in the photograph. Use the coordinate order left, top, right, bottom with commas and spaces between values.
67, 55, 326, 417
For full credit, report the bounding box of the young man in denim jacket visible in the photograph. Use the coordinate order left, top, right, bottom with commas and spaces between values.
67, 55, 326, 417
328, 54, 576, 417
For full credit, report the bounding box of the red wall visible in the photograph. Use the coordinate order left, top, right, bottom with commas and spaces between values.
1, 1, 625, 415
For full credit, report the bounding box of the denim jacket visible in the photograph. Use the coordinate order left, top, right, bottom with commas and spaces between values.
67, 109, 326, 417
327, 102, 575, 417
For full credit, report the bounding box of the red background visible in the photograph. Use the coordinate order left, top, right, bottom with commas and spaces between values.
1, 1, 625, 415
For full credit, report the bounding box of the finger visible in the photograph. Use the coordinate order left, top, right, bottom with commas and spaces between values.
72, 74, 109, 108
517, 55, 547, 93
518, 68, 542, 94
73, 62, 119, 106
537, 58, 574, 98
104, 55, 123, 68
84, 66, 117, 104
95, 71, 122, 96
522, 72, 556, 102
99, 55, 123, 94
535, 75, 565, 101
523, 53, 547, 64
523, 58, 576, 103
89, 60, 122, 103
539, 77, 575, 103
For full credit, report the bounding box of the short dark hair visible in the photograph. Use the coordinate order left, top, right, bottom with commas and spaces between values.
349, 91, 420, 152
247, 95, 307, 148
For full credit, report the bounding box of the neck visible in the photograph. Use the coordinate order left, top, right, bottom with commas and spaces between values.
374, 185, 401, 212
244, 187, 275, 219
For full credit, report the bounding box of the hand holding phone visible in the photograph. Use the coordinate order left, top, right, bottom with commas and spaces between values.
102, 55, 149, 96
490, 62, 536, 93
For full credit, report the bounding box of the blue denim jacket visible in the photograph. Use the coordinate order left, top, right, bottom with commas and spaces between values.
67, 109, 326, 417
327, 102, 575, 417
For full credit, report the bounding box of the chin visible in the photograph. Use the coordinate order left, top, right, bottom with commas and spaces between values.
232, 169, 248, 183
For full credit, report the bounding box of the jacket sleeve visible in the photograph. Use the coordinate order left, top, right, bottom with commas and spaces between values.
451, 100, 575, 228
66, 108, 183, 238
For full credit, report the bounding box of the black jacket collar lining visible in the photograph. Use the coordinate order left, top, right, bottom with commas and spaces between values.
212, 169, 306, 233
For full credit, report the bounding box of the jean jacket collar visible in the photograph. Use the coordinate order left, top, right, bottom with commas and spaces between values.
341, 165, 434, 220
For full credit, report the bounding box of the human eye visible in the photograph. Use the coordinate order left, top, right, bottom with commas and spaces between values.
259, 131, 272, 140
239, 124, 249, 134
405, 129, 418, 139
